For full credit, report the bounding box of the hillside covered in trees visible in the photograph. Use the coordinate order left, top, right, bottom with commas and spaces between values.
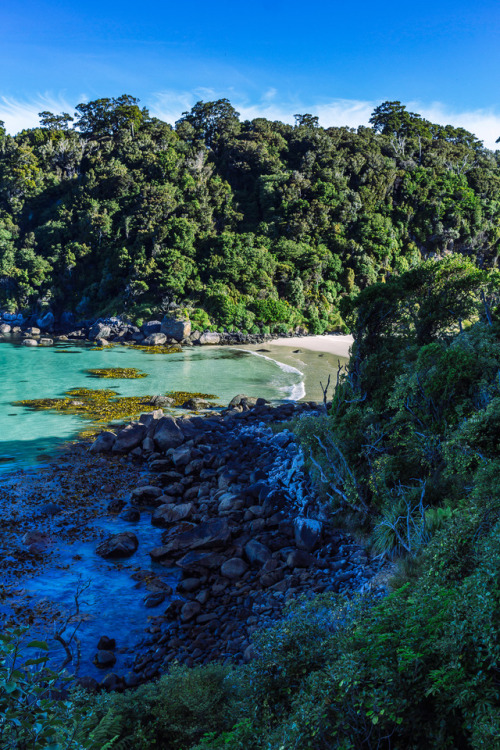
0, 96, 499, 331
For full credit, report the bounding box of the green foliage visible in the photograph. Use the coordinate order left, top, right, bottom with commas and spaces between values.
80, 663, 242, 750
0, 627, 93, 749
1, 96, 498, 330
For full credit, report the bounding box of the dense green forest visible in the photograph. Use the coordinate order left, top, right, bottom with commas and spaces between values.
0, 96, 499, 331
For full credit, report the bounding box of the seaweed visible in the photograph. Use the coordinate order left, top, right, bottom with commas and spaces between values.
13, 388, 220, 435
85, 367, 148, 379
127, 344, 182, 354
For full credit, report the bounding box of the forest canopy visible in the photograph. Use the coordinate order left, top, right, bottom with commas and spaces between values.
0, 97, 498, 332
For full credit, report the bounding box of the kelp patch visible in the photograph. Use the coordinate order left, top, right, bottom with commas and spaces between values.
165, 391, 218, 407
127, 344, 182, 354
13, 388, 220, 432
86, 367, 148, 379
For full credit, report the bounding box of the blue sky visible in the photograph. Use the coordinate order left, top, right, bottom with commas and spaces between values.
2, 0, 500, 147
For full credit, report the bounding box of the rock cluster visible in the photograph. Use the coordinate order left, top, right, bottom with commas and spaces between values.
0, 309, 312, 347
89, 397, 383, 690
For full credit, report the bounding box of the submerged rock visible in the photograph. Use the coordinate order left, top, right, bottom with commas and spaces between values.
94, 650, 116, 668
96, 532, 138, 559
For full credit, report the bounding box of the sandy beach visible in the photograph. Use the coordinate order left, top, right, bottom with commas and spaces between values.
270, 334, 354, 359
240, 334, 354, 402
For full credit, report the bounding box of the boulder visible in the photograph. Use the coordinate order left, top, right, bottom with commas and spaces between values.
171, 445, 192, 468
97, 636, 116, 650
143, 332, 167, 346
144, 592, 166, 608
244, 539, 272, 566
39, 338, 53, 346
107, 498, 125, 514
218, 494, 243, 513
25, 327, 40, 335
154, 417, 184, 452
199, 331, 220, 345
294, 517, 323, 551
228, 394, 258, 408
161, 316, 191, 342
139, 409, 164, 427
176, 551, 225, 573
181, 601, 201, 622
130, 485, 163, 505
151, 502, 193, 527
0, 324, 11, 334
89, 323, 111, 340
112, 423, 147, 452
94, 650, 116, 668
22, 339, 38, 346
90, 431, 116, 453
182, 397, 212, 410
120, 507, 141, 522
286, 549, 315, 568
36, 311, 54, 330
96, 532, 138, 559
221, 557, 248, 579
149, 395, 175, 408
141, 320, 162, 335
151, 518, 231, 559
178, 577, 201, 593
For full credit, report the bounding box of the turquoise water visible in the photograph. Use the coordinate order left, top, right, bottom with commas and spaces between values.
0, 340, 303, 473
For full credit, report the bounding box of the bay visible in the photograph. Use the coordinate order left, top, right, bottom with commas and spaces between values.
0, 340, 303, 473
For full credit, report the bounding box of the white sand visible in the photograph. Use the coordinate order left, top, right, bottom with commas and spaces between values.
269, 334, 353, 359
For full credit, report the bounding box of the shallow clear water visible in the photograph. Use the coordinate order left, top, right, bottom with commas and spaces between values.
21, 512, 182, 679
0, 340, 303, 473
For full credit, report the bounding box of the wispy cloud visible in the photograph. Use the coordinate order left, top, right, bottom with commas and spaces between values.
151, 91, 500, 149
3, 91, 500, 150
0, 93, 78, 134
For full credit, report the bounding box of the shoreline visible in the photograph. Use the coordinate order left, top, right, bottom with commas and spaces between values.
238, 334, 353, 403
0, 399, 384, 690
269, 334, 353, 358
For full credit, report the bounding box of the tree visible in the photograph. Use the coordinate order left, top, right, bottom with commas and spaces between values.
294, 114, 319, 129
38, 111, 74, 131
176, 99, 240, 153
74, 95, 148, 138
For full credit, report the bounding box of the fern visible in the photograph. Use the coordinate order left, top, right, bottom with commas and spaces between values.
78, 709, 127, 750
